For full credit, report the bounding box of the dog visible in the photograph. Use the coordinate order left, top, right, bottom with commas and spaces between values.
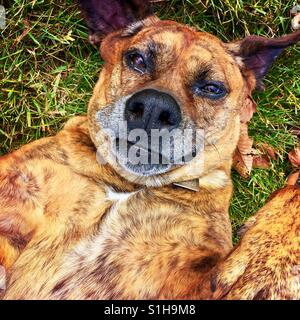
0, 0, 299, 299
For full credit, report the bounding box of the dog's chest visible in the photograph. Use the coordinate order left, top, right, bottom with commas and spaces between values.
106, 188, 138, 203
103, 187, 140, 224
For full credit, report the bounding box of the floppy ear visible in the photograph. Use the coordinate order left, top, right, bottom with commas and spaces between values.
228, 30, 300, 89
78, 0, 152, 45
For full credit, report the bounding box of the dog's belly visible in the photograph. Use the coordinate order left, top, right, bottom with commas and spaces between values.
4, 187, 232, 300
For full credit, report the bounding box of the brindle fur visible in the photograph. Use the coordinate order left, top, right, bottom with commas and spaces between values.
0, 1, 299, 299
206, 176, 300, 300
1, 116, 233, 299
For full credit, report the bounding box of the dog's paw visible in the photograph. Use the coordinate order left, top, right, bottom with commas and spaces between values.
63, 116, 88, 131
237, 216, 257, 237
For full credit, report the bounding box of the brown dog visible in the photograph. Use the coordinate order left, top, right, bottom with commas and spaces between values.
0, 0, 299, 299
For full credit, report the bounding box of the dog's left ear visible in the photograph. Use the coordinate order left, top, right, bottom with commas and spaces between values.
227, 30, 300, 89
78, 0, 152, 45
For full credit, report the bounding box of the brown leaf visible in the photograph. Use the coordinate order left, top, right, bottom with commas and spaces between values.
233, 94, 258, 178
288, 148, 300, 167
256, 142, 278, 160
287, 172, 300, 185
233, 123, 254, 178
240, 95, 257, 123
252, 154, 271, 169
251, 142, 278, 169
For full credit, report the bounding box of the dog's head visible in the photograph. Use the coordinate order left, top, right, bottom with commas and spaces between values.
79, 0, 300, 187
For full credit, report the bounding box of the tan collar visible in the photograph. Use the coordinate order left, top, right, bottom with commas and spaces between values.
172, 170, 230, 192
173, 179, 200, 192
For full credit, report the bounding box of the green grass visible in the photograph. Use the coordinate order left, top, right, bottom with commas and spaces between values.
1, 0, 299, 238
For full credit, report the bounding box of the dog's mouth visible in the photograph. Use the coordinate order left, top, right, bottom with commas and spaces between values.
96, 122, 204, 177
113, 138, 174, 176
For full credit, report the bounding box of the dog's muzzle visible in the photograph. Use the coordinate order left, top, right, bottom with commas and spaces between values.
96, 89, 203, 177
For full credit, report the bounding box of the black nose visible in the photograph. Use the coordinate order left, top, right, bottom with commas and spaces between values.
125, 89, 182, 132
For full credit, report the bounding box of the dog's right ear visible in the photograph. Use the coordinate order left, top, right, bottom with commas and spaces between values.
227, 30, 300, 90
78, 0, 152, 46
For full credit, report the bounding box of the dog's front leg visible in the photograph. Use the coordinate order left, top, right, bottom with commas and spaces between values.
206, 175, 300, 300
0, 157, 45, 270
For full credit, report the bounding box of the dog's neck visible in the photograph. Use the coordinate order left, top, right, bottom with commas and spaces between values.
98, 162, 232, 194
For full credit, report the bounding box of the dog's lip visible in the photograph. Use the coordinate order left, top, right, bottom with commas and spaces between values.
119, 163, 173, 177
113, 138, 177, 176
115, 138, 164, 158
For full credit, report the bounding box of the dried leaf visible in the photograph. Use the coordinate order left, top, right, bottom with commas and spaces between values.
288, 147, 300, 167
256, 142, 278, 160
287, 172, 300, 185
251, 142, 279, 169
233, 94, 258, 178
234, 93, 277, 176
240, 95, 257, 123
233, 123, 254, 178
252, 154, 271, 169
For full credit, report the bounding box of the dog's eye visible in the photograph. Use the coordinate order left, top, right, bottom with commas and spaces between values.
126, 52, 147, 74
193, 81, 227, 100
